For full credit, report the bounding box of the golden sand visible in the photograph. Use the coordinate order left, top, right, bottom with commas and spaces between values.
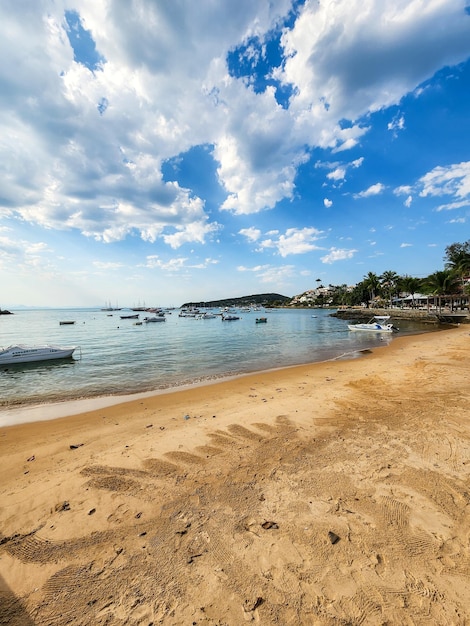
1, 326, 469, 625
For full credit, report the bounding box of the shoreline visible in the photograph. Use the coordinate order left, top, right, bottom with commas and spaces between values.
0, 344, 388, 428
1, 325, 469, 625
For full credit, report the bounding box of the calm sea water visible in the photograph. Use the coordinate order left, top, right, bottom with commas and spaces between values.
0, 307, 434, 409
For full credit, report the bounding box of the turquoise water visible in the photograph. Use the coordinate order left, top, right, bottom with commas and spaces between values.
0, 307, 432, 408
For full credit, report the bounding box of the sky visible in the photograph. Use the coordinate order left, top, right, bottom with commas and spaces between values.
1, 0, 470, 308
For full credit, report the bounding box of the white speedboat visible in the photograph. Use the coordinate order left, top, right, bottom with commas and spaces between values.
143, 316, 166, 323
348, 315, 398, 333
0, 344, 78, 365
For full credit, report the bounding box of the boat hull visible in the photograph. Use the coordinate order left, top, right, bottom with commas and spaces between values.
0, 345, 77, 365
347, 324, 393, 333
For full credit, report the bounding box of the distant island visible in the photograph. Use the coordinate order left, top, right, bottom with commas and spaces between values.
181, 293, 291, 308
0, 308, 12, 315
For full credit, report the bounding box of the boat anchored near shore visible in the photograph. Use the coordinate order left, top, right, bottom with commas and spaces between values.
347, 315, 398, 333
0, 344, 79, 365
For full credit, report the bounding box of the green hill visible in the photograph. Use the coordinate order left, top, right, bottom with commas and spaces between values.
181, 293, 291, 308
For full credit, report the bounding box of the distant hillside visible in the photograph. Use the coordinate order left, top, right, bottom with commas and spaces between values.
181, 293, 291, 308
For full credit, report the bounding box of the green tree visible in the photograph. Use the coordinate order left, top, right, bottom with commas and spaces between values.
399, 275, 423, 308
330, 284, 350, 306
445, 241, 470, 308
423, 270, 461, 313
363, 272, 381, 307
444, 240, 470, 277
380, 270, 400, 308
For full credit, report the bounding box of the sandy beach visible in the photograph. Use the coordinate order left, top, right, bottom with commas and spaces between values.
1, 326, 469, 625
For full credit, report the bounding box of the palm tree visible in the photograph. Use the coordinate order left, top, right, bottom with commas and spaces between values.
444, 241, 470, 277
445, 242, 470, 309
423, 270, 461, 314
380, 270, 400, 308
399, 275, 423, 308
363, 272, 381, 307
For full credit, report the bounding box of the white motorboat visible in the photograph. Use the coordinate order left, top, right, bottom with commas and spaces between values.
348, 315, 398, 333
143, 316, 166, 323
0, 344, 78, 365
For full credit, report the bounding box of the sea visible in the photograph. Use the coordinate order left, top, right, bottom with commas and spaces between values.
0, 307, 436, 420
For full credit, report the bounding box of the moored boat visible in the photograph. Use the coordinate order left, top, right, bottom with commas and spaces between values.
0, 344, 78, 365
143, 316, 166, 323
255, 317, 267, 323
59, 320, 75, 325
347, 315, 398, 333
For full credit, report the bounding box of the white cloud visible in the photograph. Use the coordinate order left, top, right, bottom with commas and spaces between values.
436, 200, 470, 212
236, 263, 297, 287
0, 0, 468, 243
320, 156, 364, 186
0, 235, 58, 277
279, 0, 470, 123
320, 247, 357, 264
162, 219, 220, 249
354, 183, 385, 198
388, 114, 405, 135
193, 257, 219, 269
239, 227, 262, 242
260, 227, 324, 257
327, 167, 346, 181
92, 261, 124, 270
395, 162, 470, 212
143, 255, 218, 271
400, 243, 413, 248
323, 198, 333, 208
144, 256, 188, 271
237, 264, 270, 272
419, 161, 470, 201
394, 185, 412, 195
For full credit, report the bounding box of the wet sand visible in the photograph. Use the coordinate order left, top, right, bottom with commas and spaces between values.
1, 326, 469, 625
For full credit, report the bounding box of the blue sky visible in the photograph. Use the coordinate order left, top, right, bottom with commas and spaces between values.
1, 1, 469, 308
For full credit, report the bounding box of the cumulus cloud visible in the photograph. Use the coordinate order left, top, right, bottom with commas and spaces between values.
327, 167, 346, 182
0, 0, 469, 248
278, 0, 470, 123
239, 227, 262, 242
320, 247, 357, 264
388, 114, 405, 135
323, 198, 333, 208
259, 227, 324, 257
395, 162, 470, 211
418, 161, 470, 201
237, 263, 297, 285
354, 183, 385, 198
320, 156, 364, 186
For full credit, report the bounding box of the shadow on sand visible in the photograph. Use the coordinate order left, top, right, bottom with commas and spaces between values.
0, 573, 36, 625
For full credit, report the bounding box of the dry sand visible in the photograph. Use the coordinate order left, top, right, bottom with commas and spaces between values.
1, 326, 469, 625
